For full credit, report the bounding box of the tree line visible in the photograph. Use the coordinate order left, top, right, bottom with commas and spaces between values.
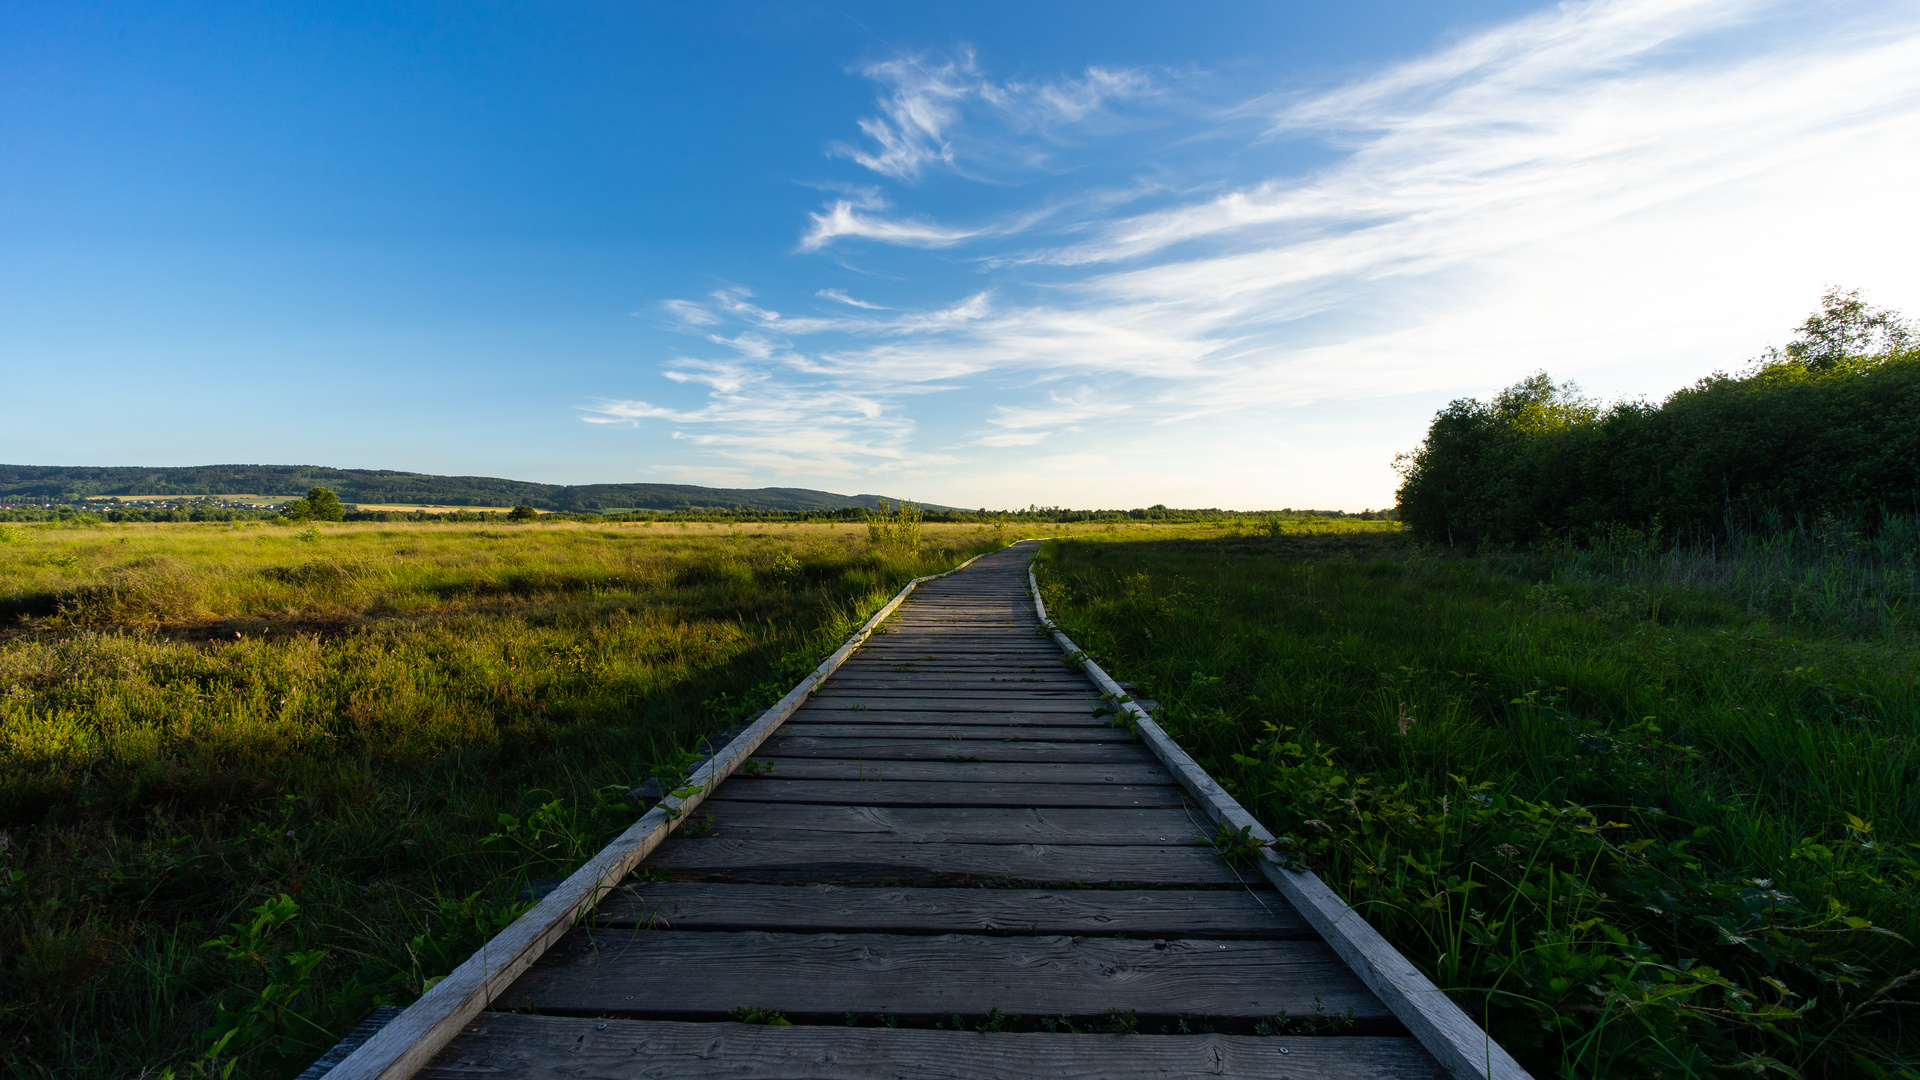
1395, 289, 1920, 546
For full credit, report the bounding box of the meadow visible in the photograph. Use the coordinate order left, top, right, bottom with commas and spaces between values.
0, 515, 1072, 1078
1034, 520, 1918, 1080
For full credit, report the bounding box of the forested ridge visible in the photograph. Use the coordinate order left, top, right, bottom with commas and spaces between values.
0, 464, 931, 513
1396, 290, 1920, 545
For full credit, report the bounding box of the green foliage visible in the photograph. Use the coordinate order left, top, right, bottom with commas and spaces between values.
1036, 527, 1920, 1079
1396, 292, 1920, 546
199, 894, 332, 1058
728, 1006, 793, 1026
866, 499, 925, 555
506, 505, 537, 521
277, 487, 345, 523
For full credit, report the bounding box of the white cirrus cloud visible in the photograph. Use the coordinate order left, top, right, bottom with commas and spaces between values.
830, 49, 1155, 182
596, 0, 1920, 504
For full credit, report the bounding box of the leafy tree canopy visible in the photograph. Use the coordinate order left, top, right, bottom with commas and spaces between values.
1396, 289, 1920, 546
280, 487, 345, 522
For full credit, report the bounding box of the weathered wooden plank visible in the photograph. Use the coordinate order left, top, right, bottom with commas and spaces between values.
1029, 565, 1532, 1080
709, 778, 1187, 807
593, 883, 1313, 937
824, 680, 1093, 693
833, 668, 1090, 676
421, 1015, 1446, 1080
804, 696, 1099, 713
740, 758, 1172, 784
689, 802, 1206, 844
789, 708, 1114, 726
780, 722, 1130, 741
500, 931, 1394, 1027
648, 837, 1240, 885
836, 662, 1067, 672
759, 736, 1155, 763
851, 649, 1065, 660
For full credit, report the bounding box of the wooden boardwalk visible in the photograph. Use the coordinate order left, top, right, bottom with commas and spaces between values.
348, 542, 1517, 1080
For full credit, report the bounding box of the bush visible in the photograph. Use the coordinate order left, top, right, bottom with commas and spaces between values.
1397, 292, 1920, 546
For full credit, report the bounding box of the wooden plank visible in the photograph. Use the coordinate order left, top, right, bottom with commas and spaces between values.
740, 758, 1171, 783
709, 778, 1187, 807
836, 662, 1067, 672
499, 931, 1395, 1027
804, 696, 1099, 713
648, 837, 1241, 885
593, 883, 1314, 937
759, 736, 1155, 764
789, 708, 1115, 726
1029, 565, 1532, 1080
420, 1015, 1447, 1080
313, 546, 1022, 1080
813, 684, 1096, 696
829, 670, 1088, 681
851, 649, 1065, 660
688, 802, 1207, 844
778, 722, 1132, 741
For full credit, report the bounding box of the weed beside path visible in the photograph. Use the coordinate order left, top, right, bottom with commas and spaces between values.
1036, 524, 1918, 1080
0, 519, 1015, 1078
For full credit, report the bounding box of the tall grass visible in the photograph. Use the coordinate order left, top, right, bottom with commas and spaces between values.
1544, 513, 1920, 639
0, 518, 1016, 1079
1036, 525, 1919, 1080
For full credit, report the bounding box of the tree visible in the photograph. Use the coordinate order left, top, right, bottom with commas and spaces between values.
280, 487, 345, 522
1768, 287, 1913, 373
507, 505, 538, 521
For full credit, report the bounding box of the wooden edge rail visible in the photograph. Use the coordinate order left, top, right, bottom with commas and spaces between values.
323, 543, 1023, 1080
1027, 563, 1533, 1080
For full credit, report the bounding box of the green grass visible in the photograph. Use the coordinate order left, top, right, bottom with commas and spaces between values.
1035, 525, 1918, 1080
0, 517, 1021, 1078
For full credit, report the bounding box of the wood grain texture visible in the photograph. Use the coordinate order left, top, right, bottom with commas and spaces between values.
806, 695, 1097, 712
758, 736, 1155, 764
419, 1014, 1445, 1080
593, 883, 1313, 937
500, 930, 1394, 1025
737, 758, 1172, 784
778, 722, 1133, 741
825, 675, 1091, 688
787, 709, 1115, 726
687, 802, 1208, 845
648, 836, 1243, 885
1029, 566, 1532, 1080
705, 778, 1188, 808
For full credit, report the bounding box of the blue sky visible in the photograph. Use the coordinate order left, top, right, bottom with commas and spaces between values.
5, 1, 1918, 509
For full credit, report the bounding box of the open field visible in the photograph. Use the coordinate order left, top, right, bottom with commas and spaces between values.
1035, 525, 1919, 1079
0, 516, 1213, 1078
339, 503, 530, 513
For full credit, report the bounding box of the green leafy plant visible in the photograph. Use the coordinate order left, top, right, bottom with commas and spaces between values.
199, 895, 332, 1061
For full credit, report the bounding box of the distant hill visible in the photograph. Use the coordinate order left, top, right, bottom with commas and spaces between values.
0, 465, 952, 513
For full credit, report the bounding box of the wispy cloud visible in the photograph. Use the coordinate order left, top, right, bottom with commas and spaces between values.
831, 50, 1155, 182
597, 0, 1920, 500
817, 287, 890, 309
800, 198, 983, 250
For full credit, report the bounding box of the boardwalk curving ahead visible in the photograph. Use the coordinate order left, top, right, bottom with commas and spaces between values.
402, 542, 1479, 1079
